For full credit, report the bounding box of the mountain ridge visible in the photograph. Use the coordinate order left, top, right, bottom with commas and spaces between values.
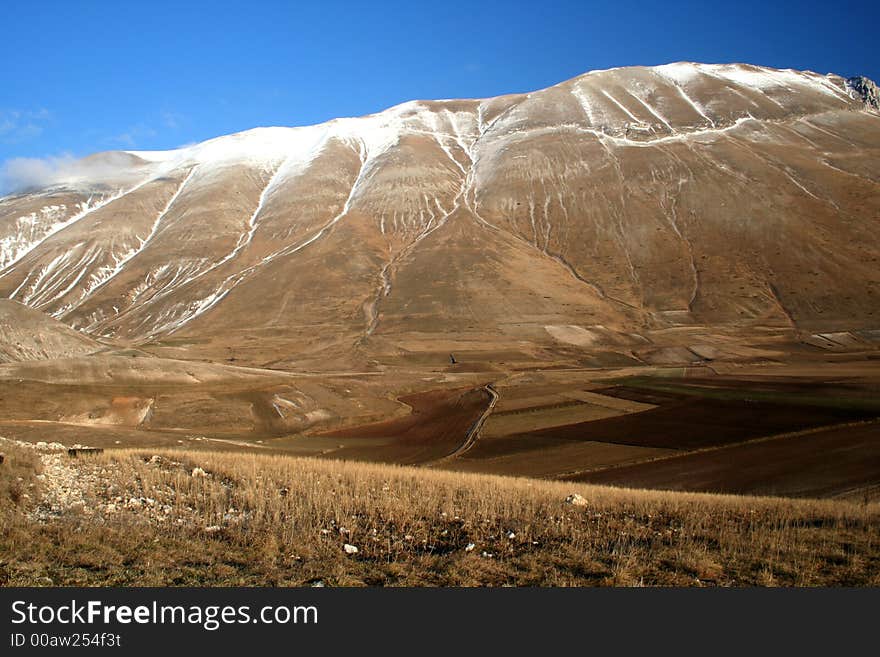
8, 62, 875, 196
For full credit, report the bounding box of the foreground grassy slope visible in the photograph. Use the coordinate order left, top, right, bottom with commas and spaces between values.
1, 440, 878, 586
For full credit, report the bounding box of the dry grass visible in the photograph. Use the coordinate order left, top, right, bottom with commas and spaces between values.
0, 444, 40, 511
1, 443, 878, 586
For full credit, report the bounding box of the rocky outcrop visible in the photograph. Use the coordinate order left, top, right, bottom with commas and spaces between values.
847, 76, 880, 111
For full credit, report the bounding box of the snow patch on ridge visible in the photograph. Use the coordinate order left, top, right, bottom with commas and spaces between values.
653, 63, 704, 86
63, 166, 201, 316
111, 62, 853, 183
0, 204, 72, 270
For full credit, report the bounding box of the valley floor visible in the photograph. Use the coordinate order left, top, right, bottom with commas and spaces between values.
3, 349, 878, 501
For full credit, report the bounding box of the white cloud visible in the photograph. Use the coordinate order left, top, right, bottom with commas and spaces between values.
0, 154, 73, 192
0, 108, 186, 194
0, 108, 52, 144
0, 151, 143, 194
161, 110, 183, 130
104, 123, 158, 148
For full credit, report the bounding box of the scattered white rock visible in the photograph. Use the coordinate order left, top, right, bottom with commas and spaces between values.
565, 493, 589, 507
204, 525, 221, 533
465, 543, 476, 552
343, 544, 359, 555
507, 531, 516, 539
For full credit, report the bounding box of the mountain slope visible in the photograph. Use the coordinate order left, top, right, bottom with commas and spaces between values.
1, 62, 878, 367
0, 299, 101, 362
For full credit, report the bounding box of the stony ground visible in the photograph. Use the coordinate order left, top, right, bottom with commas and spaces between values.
2, 436, 878, 587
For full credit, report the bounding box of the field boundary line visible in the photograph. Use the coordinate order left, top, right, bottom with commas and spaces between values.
554, 417, 880, 479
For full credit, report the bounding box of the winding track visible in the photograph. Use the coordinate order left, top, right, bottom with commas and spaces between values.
433, 383, 499, 464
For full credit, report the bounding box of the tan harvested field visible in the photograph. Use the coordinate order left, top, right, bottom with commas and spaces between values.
1, 440, 879, 587
442, 441, 675, 478
482, 401, 625, 437
559, 389, 656, 412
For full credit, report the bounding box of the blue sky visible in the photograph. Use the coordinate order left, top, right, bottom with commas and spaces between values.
1, 0, 878, 184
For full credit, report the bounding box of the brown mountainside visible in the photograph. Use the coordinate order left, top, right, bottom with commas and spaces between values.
1, 62, 879, 369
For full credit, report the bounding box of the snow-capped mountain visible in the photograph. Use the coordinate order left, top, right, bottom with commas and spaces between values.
1, 62, 878, 365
